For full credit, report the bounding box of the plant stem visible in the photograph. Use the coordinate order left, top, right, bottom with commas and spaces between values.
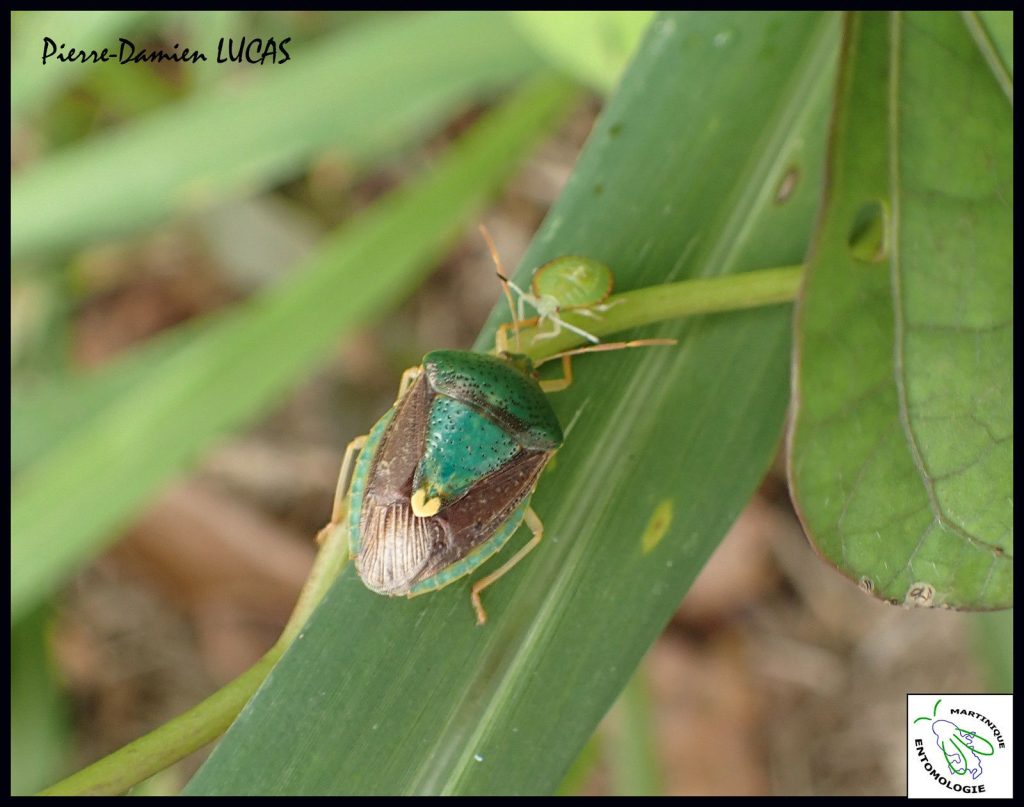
38, 510, 352, 796
38, 651, 280, 796
517, 265, 803, 362
37, 263, 803, 796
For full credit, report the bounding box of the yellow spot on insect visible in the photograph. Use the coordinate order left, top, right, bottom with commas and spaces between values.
411, 488, 441, 518
641, 499, 673, 554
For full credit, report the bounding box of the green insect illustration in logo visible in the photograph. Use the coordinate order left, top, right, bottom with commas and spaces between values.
914, 698, 997, 780
930, 720, 994, 779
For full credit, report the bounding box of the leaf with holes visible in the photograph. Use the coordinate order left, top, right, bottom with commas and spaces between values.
789, 12, 1012, 610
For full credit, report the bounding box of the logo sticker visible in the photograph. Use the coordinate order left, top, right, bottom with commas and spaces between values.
908, 694, 1012, 798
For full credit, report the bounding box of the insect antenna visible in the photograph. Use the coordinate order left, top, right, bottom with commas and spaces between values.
479, 224, 522, 352
535, 337, 677, 367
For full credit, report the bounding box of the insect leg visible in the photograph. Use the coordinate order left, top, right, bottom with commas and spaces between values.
556, 316, 600, 344
533, 314, 599, 344
495, 316, 541, 354
536, 338, 675, 393
315, 434, 368, 546
587, 298, 626, 316
537, 338, 677, 367
538, 354, 574, 394
528, 316, 564, 343
396, 365, 422, 399
495, 321, 512, 354
470, 507, 544, 625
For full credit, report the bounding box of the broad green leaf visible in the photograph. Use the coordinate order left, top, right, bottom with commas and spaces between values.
893, 15, 1012, 597
10, 75, 577, 622
789, 12, 1012, 609
510, 11, 653, 93
185, 12, 839, 795
11, 12, 541, 261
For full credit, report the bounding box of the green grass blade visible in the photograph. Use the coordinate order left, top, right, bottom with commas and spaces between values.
12, 321, 202, 475
978, 11, 1013, 76
789, 13, 1011, 609
964, 10, 1013, 102
184, 11, 840, 795
11, 12, 541, 261
10, 75, 578, 623
607, 667, 662, 796
11, 11, 150, 119
509, 11, 654, 93
10, 608, 69, 795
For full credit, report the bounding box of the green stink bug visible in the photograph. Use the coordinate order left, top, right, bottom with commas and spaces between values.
318, 236, 673, 624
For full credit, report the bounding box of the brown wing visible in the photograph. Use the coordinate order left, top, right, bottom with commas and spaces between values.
354, 371, 553, 595
407, 447, 552, 589
355, 372, 443, 594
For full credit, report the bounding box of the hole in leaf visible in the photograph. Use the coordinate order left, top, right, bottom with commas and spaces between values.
847, 200, 888, 263
774, 165, 799, 204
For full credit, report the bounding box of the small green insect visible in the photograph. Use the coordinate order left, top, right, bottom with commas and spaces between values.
489, 238, 621, 345
317, 231, 673, 624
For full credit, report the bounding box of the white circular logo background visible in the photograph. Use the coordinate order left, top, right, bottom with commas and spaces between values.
908, 694, 1012, 799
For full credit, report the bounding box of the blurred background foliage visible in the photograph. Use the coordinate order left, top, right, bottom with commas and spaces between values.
10, 10, 1011, 796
